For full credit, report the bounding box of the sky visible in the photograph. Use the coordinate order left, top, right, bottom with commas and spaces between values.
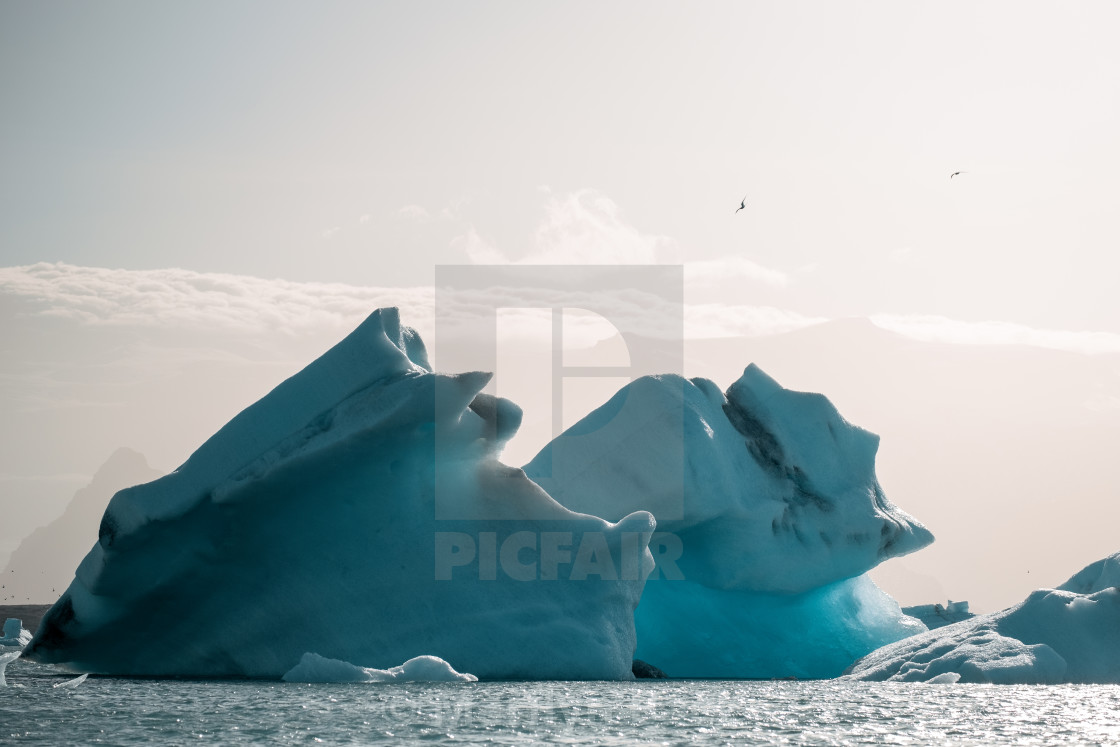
2, 1, 1119, 610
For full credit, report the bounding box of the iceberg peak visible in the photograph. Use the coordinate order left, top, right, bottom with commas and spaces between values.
527, 365, 933, 594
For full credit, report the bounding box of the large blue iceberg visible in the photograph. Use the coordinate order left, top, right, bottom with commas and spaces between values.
25, 308, 654, 680
526, 366, 933, 677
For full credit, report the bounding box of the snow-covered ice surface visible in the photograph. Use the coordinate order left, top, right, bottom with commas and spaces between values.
282, 652, 477, 683
845, 551, 1120, 684
526, 365, 932, 678
24, 308, 654, 680
1057, 552, 1120, 595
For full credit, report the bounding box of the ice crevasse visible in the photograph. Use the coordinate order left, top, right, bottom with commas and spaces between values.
24, 308, 655, 680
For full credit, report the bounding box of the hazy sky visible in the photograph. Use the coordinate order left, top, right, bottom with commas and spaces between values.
2, 1, 1119, 609
5, 1, 1120, 328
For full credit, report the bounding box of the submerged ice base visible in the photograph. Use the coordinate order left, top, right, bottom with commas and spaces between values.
25, 308, 654, 680
636, 575, 924, 679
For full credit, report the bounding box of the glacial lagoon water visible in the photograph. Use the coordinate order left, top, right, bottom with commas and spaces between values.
2, 657, 1119, 745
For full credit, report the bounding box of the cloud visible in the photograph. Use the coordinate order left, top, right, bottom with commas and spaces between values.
359, 214, 371, 224
685, 304, 827, 338
9, 264, 1112, 358
871, 314, 1120, 355
439, 196, 470, 221
889, 247, 916, 263
685, 257, 788, 288
0, 263, 435, 337
454, 189, 672, 265
529, 189, 668, 264
322, 227, 341, 239
432, 280, 685, 348
450, 227, 505, 264
454, 189, 788, 293
1084, 394, 1120, 412
398, 204, 431, 221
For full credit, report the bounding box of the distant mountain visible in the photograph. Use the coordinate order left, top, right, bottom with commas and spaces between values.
1, 448, 162, 604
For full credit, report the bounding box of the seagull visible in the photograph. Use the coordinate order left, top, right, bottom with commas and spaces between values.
735, 195, 747, 213
950, 171, 967, 179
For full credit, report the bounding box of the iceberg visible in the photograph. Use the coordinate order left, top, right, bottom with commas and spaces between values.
526, 365, 932, 677
282, 652, 477, 683
902, 600, 974, 630
0, 650, 21, 687
845, 551, 1120, 684
1, 618, 32, 649
52, 673, 89, 689
24, 308, 654, 680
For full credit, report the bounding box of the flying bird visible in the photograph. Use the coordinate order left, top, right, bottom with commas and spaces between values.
735, 196, 747, 213
950, 171, 967, 179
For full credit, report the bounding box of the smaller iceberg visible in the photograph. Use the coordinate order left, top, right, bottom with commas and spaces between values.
282, 652, 477, 683
925, 672, 961, 684
0, 650, 21, 686
1, 619, 32, 649
845, 551, 1120, 684
902, 600, 974, 630
53, 673, 89, 689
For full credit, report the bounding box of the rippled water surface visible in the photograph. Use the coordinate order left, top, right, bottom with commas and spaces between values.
3, 658, 1119, 745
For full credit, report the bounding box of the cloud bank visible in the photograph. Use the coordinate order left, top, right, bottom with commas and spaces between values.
0, 263, 434, 336
4, 263, 1118, 354
871, 314, 1120, 356
0, 262, 818, 345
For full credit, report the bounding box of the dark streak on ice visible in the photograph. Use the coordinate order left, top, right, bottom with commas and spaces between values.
722, 398, 833, 514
